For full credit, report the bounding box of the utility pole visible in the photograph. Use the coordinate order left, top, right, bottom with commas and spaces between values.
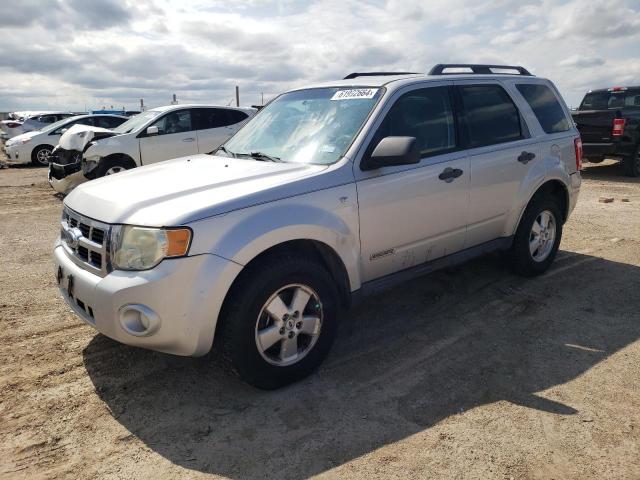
235, 86, 240, 107
261, 92, 264, 106
140, 99, 144, 111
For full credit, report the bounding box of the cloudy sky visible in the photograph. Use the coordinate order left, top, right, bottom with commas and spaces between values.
0, 0, 639, 112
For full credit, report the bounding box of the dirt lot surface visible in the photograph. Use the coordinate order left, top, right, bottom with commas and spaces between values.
0, 155, 638, 480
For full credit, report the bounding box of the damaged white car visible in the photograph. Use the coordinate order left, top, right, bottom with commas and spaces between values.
49, 124, 119, 194
48, 105, 256, 193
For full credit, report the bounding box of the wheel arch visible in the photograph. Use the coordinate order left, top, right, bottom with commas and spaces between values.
102, 152, 137, 169
31, 144, 56, 163
513, 179, 570, 235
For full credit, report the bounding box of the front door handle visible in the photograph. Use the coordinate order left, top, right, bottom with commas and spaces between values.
182, 137, 196, 142
438, 167, 463, 183
518, 151, 536, 164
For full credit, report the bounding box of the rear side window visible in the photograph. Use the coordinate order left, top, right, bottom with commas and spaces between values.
372, 86, 456, 157
459, 85, 522, 148
579, 90, 640, 110
194, 108, 248, 129
516, 83, 570, 134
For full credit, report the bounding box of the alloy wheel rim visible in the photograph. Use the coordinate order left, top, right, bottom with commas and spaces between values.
255, 283, 323, 367
529, 210, 556, 262
105, 166, 125, 175
37, 148, 51, 165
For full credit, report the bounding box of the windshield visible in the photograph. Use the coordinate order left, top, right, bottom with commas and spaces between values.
113, 111, 162, 134
579, 90, 640, 110
40, 116, 84, 133
224, 87, 384, 165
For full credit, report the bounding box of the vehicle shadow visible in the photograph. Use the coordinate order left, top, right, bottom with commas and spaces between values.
83, 251, 640, 479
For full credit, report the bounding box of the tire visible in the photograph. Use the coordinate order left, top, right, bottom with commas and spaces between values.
622, 145, 640, 177
218, 254, 340, 389
509, 194, 563, 277
31, 145, 53, 166
93, 157, 133, 178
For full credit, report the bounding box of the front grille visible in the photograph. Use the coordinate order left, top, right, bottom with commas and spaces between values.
61, 207, 110, 277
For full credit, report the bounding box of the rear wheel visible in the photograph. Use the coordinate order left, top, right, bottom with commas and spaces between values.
218, 254, 339, 389
509, 195, 563, 277
32, 145, 53, 166
622, 145, 640, 177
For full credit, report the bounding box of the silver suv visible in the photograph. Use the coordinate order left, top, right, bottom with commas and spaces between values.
53, 64, 582, 389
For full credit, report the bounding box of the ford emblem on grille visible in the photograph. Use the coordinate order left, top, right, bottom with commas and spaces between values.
65, 227, 83, 249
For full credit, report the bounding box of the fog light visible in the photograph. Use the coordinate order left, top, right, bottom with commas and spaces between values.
118, 304, 160, 337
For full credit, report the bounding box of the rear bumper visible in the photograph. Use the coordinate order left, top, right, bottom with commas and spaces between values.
582, 142, 634, 161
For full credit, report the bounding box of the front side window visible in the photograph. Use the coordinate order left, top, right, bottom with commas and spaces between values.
459, 84, 522, 148
149, 110, 192, 135
224, 87, 384, 165
517, 83, 570, 134
371, 86, 456, 157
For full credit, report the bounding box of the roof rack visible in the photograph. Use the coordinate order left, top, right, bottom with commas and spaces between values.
429, 64, 532, 76
343, 72, 420, 79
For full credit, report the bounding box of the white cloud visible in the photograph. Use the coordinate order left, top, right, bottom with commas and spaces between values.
0, 0, 639, 111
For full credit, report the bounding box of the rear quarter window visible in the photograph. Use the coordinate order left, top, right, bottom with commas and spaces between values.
516, 83, 570, 134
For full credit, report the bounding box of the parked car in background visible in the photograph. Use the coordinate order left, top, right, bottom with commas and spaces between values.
53, 65, 581, 389
48, 104, 255, 191
21, 112, 77, 134
1, 112, 76, 140
572, 86, 640, 176
3, 114, 128, 166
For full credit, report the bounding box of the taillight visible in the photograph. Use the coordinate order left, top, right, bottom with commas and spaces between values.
612, 118, 626, 137
6, 122, 21, 128
574, 137, 583, 171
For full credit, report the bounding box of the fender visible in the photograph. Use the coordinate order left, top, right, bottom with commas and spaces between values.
187, 182, 362, 291
504, 152, 572, 236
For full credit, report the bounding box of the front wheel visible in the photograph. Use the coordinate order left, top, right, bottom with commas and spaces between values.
32, 145, 53, 166
509, 195, 563, 277
218, 255, 339, 389
93, 157, 134, 178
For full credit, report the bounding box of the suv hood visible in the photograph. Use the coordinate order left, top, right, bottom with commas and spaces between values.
65, 154, 328, 225
58, 124, 118, 151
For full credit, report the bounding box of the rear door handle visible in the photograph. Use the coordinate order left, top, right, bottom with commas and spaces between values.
438, 167, 463, 183
518, 151, 536, 164
182, 137, 196, 142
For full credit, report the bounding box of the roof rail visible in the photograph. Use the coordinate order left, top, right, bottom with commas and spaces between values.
343, 72, 420, 79
428, 64, 532, 76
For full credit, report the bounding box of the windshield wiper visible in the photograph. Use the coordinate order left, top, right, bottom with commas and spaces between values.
236, 151, 282, 162
210, 145, 236, 157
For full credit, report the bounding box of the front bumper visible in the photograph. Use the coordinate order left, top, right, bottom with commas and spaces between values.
53, 242, 242, 356
48, 162, 87, 194
3, 143, 30, 164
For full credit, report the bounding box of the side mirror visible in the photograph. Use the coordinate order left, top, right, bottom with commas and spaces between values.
361, 136, 420, 171
146, 126, 159, 136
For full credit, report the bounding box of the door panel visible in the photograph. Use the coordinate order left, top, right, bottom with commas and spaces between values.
464, 141, 540, 246
355, 83, 470, 283
139, 109, 198, 164
454, 81, 540, 246
357, 155, 470, 281
194, 108, 249, 153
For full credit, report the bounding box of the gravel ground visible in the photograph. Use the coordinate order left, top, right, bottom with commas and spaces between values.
0, 154, 638, 480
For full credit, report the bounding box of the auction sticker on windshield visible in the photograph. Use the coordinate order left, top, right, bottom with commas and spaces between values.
331, 88, 379, 100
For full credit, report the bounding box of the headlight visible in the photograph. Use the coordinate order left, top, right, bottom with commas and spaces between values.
20, 138, 31, 145
110, 226, 192, 270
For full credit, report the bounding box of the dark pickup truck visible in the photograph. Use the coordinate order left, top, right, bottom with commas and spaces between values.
571, 86, 640, 176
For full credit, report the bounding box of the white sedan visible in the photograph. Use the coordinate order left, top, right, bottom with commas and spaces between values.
4, 114, 127, 166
